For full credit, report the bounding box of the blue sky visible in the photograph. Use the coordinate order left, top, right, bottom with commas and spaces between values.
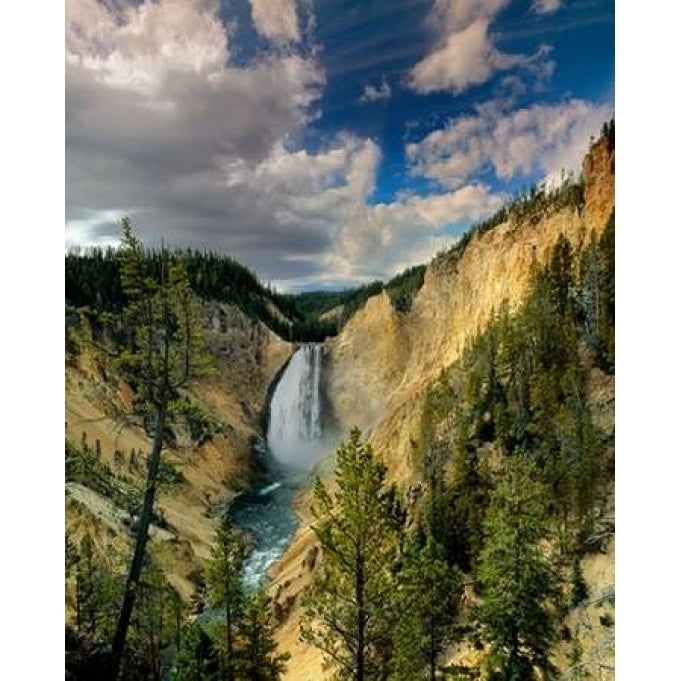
65, 0, 614, 291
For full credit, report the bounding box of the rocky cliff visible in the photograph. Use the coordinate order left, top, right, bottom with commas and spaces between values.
327, 134, 614, 482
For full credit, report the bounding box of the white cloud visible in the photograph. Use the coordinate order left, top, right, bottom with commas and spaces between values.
328, 183, 503, 280
533, 0, 562, 14
407, 99, 611, 189
426, 0, 510, 33
249, 0, 300, 45
359, 78, 391, 104
65, 0, 231, 93
409, 0, 553, 95
65, 209, 129, 251
222, 136, 503, 285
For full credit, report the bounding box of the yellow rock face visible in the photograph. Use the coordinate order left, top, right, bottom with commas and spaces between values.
327, 137, 615, 482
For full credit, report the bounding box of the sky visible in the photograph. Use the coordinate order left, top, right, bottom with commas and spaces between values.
65, 0, 614, 292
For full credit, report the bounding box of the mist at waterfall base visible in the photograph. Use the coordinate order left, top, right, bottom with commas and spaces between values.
230, 344, 339, 588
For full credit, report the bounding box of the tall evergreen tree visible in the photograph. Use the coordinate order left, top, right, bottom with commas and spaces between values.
390, 537, 462, 681
75, 533, 97, 636
174, 623, 221, 681
110, 218, 210, 679
237, 589, 290, 681
300, 428, 403, 681
204, 516, 246, 681
477, 456, 559, 681
128, 559, 183, 681
598, 212, 615, 371
75, 533, 119, 641
448, 445, 491, 579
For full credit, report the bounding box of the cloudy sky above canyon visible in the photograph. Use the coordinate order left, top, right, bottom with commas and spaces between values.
65, 0, 614, 291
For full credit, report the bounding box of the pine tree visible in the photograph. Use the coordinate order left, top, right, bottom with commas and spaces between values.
570, 555, 589, 608
390, 537, 462, 681
76, 533, 96, 635
577, 234, 602, 356
75, 533, 119, 641
127, 558, 183, 680
66, 532, 78, 577
174, 623, 221, 681
110, 218, 210, 679
237, 589, 290, 681
300, 428, 403, 681
477, 456, 559, 681
598, 212, 615, 372
204, 516, 246, 681
448, 445, 491, 579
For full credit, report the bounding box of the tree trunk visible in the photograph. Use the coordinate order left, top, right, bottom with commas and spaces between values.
429, 615, 437, 681
356, 552, 365, 681
110, 400, 167, 680
226, 603, 235, 681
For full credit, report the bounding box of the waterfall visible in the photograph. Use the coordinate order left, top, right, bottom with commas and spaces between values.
267, 343, 326, 468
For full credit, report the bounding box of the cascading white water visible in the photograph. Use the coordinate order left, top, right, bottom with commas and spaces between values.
267, 343, 326, 468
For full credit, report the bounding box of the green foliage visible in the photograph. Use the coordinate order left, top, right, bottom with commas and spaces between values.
126, 558, 184, 679
600, 214, 615, 367
301, 428, 404, 681
275, 280, 383, 325
75, 533, 119, 639
66, 439, 138, 510
66, 246, 125, 312
567, 638, 585, 681
117, 220, 211, 410
598, 613, 614, 628
581, 211, 615, 373
66, 242, 340, 342
66, 237, 429, 341
570, 555, 589, 608
110, 218, 213, 676
204, 516, 246, 681
157, 457, 186, 488
389, 537, 462, 681
276, 265, 427, 335
237, 589, 291, 681
66, 533, 79, 576
418, 223, 615, 572
174, 518, 288, 681
69, 534, 183, 680
408, 221, 615, 680
205, 516, 246, 613
385, 265, 426, 313
174, 622, 221, 681
173, 395, 223, 445
600, 118, 615, 151
477, 456, 560, 681
447, 448, 492, 579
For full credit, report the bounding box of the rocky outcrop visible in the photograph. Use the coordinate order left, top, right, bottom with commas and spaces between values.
583, 134, 615, 231
326, 137, 615, 484
204, 301, 291, 416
